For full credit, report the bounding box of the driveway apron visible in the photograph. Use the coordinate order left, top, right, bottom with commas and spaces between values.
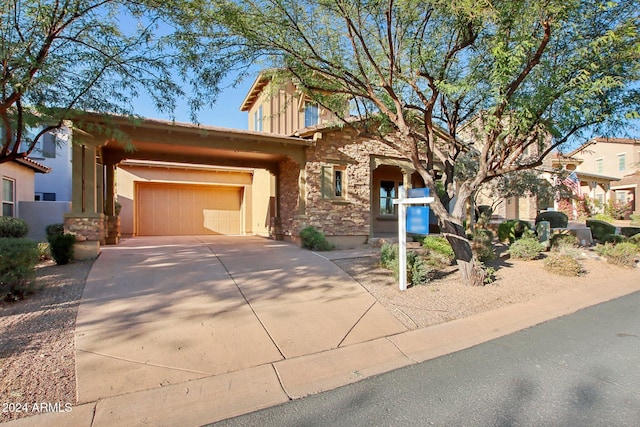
75, 236, 406, 403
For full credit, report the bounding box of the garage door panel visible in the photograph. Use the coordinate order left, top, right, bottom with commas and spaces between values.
137, 183, 242, 236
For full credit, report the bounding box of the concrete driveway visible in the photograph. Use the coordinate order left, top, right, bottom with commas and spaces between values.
75, 235, 407, 403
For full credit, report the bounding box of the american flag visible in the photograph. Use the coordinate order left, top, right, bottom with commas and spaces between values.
562, 171, 581, 196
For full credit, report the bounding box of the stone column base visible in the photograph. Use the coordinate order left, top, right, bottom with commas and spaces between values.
105, 215, 121, 245
64, 213, 104, 259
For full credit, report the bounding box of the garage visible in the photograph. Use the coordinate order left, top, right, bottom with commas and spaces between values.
136, 182, 243, 235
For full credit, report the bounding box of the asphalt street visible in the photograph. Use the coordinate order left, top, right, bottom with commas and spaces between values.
211, 291, 640, 427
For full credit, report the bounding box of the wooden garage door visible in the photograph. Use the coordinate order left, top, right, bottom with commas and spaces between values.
137, 183, 242, 235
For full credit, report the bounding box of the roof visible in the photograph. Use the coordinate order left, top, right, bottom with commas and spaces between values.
568, 137, 640, 157
239, 73, 271, 112
14, 157, 50, 173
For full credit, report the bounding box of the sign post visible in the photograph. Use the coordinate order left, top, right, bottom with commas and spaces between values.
393, 186, 434, 291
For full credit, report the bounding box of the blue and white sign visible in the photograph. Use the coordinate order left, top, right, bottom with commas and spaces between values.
406, 188, 430, 235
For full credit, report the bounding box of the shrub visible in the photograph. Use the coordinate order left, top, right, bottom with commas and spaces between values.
629, 233, 640, 246
0, 217, 29, 238
472, 229, 495, 262
299, 226, 333, 251
45, 223, 65, 239
48, 233, 76, 265
535, 211, 568, 229
380, 243, 431, 286
631, 214, 640, 226
586, 219, 616, 241
498, 220, 531, 243
596, 242, 638, 268
550, 233, 579, 250
422, 236, 454, 266
601, 234, 625, 244
509, 237, 545, 261
604, 198, 632, 220
593, 213, 615, 223
0, 238, 40, 300
543, 253, 584, 276
620, 227, 640, 238
37, 242, 52, 260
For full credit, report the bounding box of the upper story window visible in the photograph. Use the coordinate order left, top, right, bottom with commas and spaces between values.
253, 105, 263, 132
304, 103, 320, 128
2, 178, 15, 217
618, 153, 626, 172
595, 158, 603, 174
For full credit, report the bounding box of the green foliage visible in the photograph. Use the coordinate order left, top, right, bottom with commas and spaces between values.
509, 237, 545, 261
595, 242, 639, 268
1, 0, 225, 163
47, 233, 76, 265
299, 226, 334, 251
472, 229, 495, 262
593, 213, 615, 223
498, 220, 532, 243
535, 212, 568, 229
604, 199, 632, 220
422, 236, 455, 263
586, 219, 617, 241
630, 214, 640, 226
601, 234, 625, 244
0, 238, 39, 300
629, 233, 640, 246
543, 254, 584, 277
45, 223, 65, 239
0, 217, 29, 238
620, 227, 640, 238
380, 243, 430, 286
550, 233, 579, 250
37, 242, 52, 261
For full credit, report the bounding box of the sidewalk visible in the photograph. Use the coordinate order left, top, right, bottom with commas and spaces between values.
4, 236, 639, 426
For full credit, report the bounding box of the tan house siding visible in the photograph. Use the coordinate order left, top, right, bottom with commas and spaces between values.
0, 161, 36, 217
572, 139, 640, 179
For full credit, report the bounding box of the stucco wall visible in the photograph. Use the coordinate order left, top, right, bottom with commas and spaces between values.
0, 161, 35, 218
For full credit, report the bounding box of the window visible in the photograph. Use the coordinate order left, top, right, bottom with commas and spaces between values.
379, 181, 397, 216
618, 153, 626, 172
2, 178, 15, 217
42, 132, 56, 158
595, 158, 603, 174
253, 105, 263, 132
321, 165, 347, 199
304, 103, 320, 127
616, 191, 627, 203
43, 192, 56, 201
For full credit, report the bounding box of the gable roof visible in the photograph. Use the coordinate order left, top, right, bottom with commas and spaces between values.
239, 74, 271, 112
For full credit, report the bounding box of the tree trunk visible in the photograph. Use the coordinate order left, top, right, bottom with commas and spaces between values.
441, 219, 486, 286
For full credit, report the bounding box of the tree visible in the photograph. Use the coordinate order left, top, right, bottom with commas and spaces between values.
206, 0, 639, 285
1, 0, 226, 164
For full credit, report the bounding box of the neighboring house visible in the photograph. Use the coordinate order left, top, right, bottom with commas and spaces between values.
28, 126, 73, 202
0, 158, 50, 218
566, 137, 639, 214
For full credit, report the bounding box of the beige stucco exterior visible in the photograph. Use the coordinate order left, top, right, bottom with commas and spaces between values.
0, 159, 48, 218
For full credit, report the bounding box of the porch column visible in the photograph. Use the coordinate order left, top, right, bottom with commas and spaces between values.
64, 143, 104, 259
104, 162, 120, 245
401, 168, 412, 190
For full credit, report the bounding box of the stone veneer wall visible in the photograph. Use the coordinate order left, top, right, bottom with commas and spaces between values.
277, 157, 304, 238
301, 127, 409, 238
64, 214, 105, 242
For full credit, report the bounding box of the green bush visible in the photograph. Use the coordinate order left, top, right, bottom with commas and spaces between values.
0, 217, 29, 238
472, 230, 495, 262
380, 243, 431, 286
631, 214, 640, 226
620, 227, 640, 238
45, 223, 65, 239
299, 226, 334, 251
629, 234, 640, 246
550, 233, 579, 250
509, 237, 545, 261
543, 253, 584, 276
586, 219, 617, 241
601, 234, 625, 244
498, 220, 532, 243
535, 211, 568, 229
422, 236, 455, 266
593, 213, 615, 223
48, 233, 76, 265
37, 242, 52, 260
0, 238, 40, 300
596, 242, 638, 268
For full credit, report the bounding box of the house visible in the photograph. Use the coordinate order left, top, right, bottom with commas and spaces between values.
0, 158, 50, 220
566, 137, 639, 214
29, 126, 73, 202
64, 73, 433, 257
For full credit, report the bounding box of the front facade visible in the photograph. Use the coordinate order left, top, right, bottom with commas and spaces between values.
568, 138, 639, 214
0, 159, 50, 218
